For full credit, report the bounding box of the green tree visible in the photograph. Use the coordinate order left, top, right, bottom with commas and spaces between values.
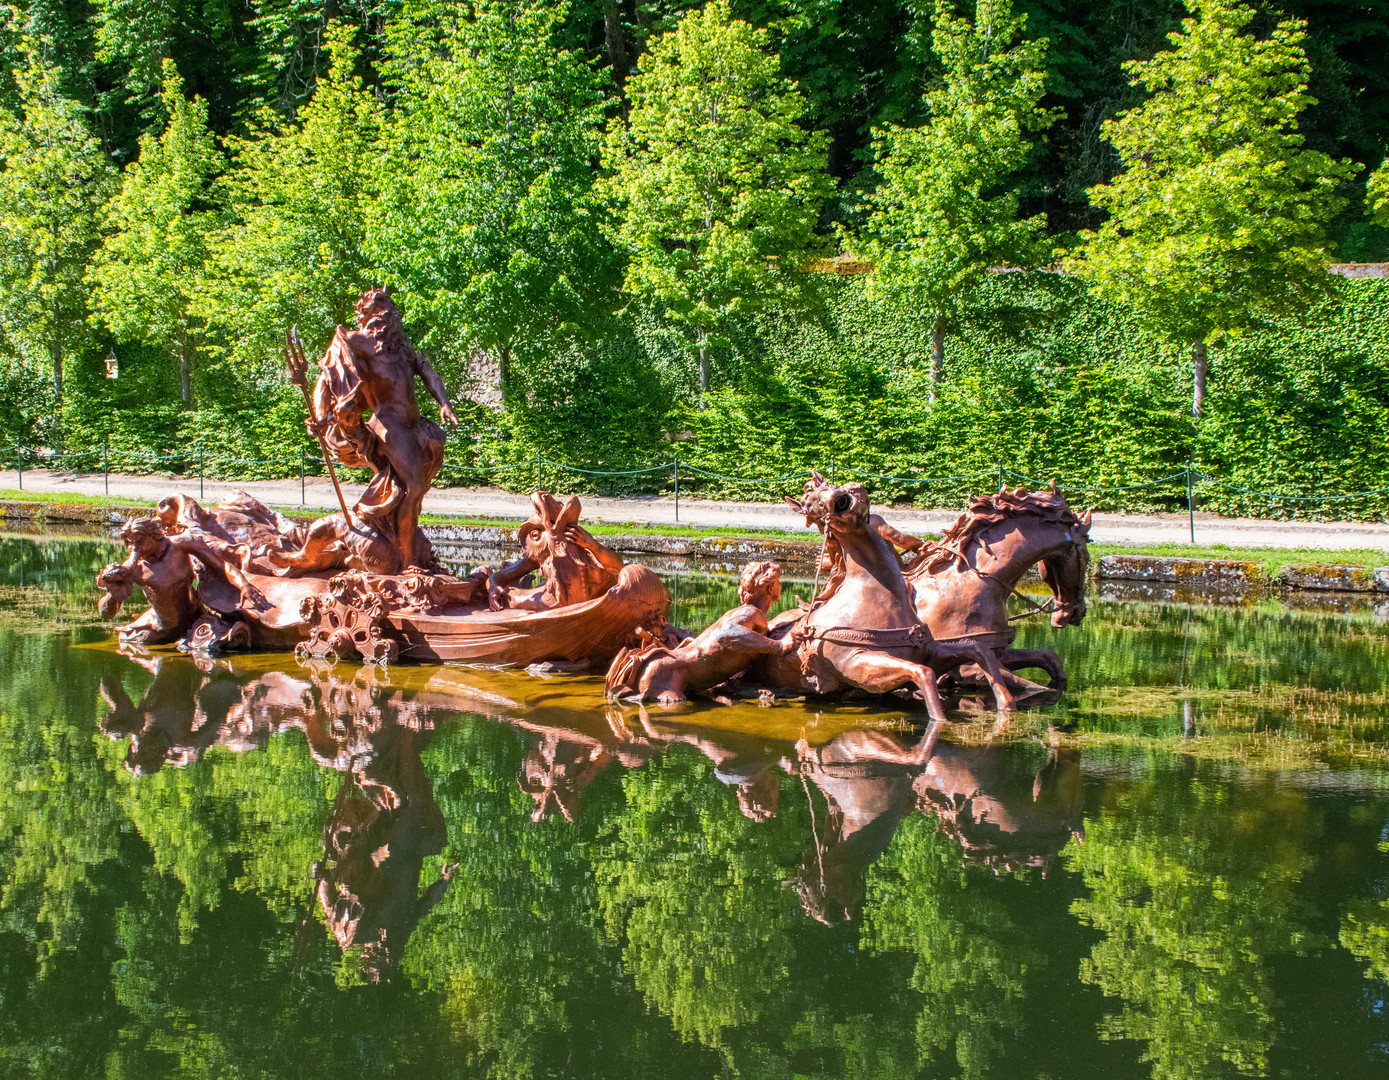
1068, 0, 1359, 418
90, 61, 222, 408
92, 0, 235, 113
195, 21, 379, 375
372, 0, 613, 403
600, 0, 833, 402
0, 36, 113, 411
1368, 158, 1389, 227
856, 0, 1056, 402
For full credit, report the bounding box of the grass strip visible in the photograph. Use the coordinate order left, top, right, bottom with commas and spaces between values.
1091, 542, 1388, 578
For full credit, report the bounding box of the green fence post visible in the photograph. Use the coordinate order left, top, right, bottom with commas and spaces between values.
300, 447, 306, 505
830, 454, 836, 484
199, 442, 204, 500
1186, 464, 1195, 545
537, 451, 544, 492
104, 437, 109, 495
673, 452, 680, 523
997, 461, 1004, 493
15, 445, 20, 491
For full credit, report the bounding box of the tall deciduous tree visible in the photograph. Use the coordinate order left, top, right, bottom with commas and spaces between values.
856, 0, 1056, 403
371, 0, 613, 403
601, 0, 833, 403
90, 61, 221, 408
1068, 0, 1359, 418
196, 22, 380, 374
0, 36, 113, 412
1368, 159, 1389, 227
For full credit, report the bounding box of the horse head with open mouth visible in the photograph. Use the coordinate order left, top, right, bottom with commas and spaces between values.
756, 472, 1017, 720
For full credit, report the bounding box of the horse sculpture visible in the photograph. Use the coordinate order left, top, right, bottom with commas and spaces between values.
749, 474, 1017, 721
905, 485, 1090, 692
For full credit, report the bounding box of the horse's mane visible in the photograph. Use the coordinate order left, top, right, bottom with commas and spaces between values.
915, 488, 1083, 574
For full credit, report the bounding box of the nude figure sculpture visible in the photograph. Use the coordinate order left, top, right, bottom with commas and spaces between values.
605, 561, 794, 703
266, 288, 458, 576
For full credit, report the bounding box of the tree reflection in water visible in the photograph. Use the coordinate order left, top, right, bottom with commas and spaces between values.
0, 616, 1370, 1079
1343, 895, 1389, 983
1065, 774, 1321, 1080
854, 737, 1083, 1079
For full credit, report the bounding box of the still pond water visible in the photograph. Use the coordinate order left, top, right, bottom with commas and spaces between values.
1, 535, 1388, 1079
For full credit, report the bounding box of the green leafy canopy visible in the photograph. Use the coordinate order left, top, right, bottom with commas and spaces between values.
194, 22, 381, 377
600, 0, 834, 389
857, 0, 1058, 328
370, 0, 615, 399
0, 34, 113, 406
89, 60, 223, 408
1068, 0, 1361, 347
1368, 158, 1389, 229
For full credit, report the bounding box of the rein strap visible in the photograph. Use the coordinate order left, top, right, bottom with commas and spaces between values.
795, 622, 930, 649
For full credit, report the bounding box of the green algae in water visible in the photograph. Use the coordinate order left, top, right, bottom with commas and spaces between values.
0, 537, 1386, 1079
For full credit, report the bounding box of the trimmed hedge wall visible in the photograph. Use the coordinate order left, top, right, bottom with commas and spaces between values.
47, 273, 1389, 519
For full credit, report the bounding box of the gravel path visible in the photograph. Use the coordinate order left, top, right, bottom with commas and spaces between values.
7, 466, 1388, 552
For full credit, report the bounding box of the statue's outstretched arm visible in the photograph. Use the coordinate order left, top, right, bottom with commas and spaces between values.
168, 533, 231, 575
414, 353, 458, 426
870, 514, 923, 553
488, 556, 539, 610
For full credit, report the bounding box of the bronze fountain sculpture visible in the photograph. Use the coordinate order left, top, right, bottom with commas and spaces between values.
606, 476, 1090, 712
97, 292, 1088, 715
904, 485, 1091, 694
96, 290, 669, 669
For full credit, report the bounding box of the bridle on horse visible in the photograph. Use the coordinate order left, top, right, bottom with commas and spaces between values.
921, 534, 1087, 625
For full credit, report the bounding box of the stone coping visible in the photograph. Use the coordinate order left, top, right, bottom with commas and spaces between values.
5, 500, 1388, 595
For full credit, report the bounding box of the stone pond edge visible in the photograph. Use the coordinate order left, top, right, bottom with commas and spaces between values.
3, 499, 1387, 596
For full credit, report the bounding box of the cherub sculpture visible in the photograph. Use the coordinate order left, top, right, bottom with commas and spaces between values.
605, 561, 794, 704
96, 517, 255, 649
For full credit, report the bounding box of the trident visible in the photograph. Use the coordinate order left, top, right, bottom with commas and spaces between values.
284, 327, 352, 523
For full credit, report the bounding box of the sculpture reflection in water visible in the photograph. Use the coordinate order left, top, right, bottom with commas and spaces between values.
605, 703, 1084, 924
793, 728, 1084, 924
100, 655, 456, 981
98, 648, 1083, 982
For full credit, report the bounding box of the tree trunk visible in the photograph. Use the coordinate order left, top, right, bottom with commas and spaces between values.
601, 0, 628, 88
178, 328, 192, 408
697, 325, 710, 409
929, 318, 945, 404
1192, 339, 1207, 418
51, 330, 63, 409
498, 342, 511, 404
